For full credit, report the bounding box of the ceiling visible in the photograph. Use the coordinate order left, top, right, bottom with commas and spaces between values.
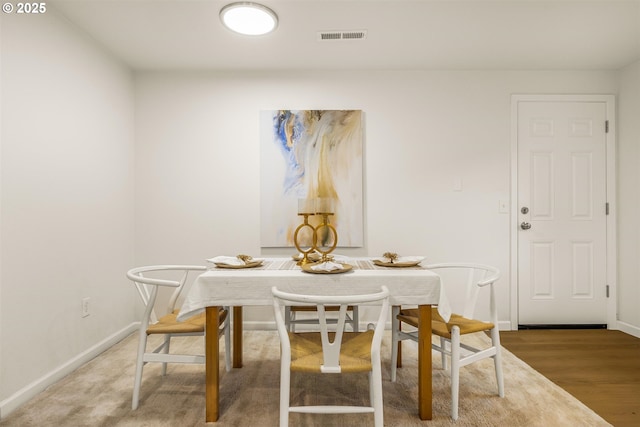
50, 0, 640, 71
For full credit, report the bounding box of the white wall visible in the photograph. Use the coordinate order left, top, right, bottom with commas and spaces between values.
617, 59, 640, 336
0, 9, 136, 413
134, 70, 618, 326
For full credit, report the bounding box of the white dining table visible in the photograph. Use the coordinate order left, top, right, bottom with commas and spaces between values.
178, 258, 450, 423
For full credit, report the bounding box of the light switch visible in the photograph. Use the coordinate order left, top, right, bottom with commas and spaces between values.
453, 177, 462, 191
499, 200, 509, 214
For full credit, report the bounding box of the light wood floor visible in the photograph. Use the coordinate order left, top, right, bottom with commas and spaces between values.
500, 329, 640, 427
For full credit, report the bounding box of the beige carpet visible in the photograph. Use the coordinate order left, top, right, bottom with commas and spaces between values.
0, 331, 611, 427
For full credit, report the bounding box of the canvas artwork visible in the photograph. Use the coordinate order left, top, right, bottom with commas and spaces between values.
260, 110, 364, 248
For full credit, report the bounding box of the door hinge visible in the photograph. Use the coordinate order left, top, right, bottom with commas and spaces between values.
605, 120, 609, 133
606, 284, 610, 298
606, 202, 609, 215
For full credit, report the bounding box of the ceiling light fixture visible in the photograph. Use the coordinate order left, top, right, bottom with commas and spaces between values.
220, 2, 278, 36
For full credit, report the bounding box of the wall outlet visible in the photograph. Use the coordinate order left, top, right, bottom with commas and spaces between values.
81, 297, 90, 318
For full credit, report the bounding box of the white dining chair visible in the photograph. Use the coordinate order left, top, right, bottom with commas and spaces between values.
390, 263, 504, 420
272, 286, 389, 427
126, 265, 231, 410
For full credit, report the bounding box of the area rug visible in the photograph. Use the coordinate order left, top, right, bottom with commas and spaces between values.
0, 331, 611, 426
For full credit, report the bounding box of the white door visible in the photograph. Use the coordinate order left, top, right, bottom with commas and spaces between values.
517, 100, 608, 325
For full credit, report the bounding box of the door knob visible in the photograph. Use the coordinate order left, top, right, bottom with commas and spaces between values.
520, 222, 531, 230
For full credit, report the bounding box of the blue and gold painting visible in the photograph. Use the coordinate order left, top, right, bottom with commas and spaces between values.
260, 110, 363, 248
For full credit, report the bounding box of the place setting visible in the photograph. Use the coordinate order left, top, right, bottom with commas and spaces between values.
292, 251, 353, 275
372, 252, 425, 268
206, 254, 264, 269
300, 256, 353, 274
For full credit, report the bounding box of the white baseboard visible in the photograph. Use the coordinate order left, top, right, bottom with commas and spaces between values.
0, 322, 138, 420
616, 320, 640, 338
498, 320, 514, 331
242, 321, 276, 330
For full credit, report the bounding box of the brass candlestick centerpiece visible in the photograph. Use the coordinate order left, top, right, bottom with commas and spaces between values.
293, 197, 338, 264
294, 199, 318, 265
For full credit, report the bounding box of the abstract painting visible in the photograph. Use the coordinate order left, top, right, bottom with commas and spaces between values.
260, 110, 363, 248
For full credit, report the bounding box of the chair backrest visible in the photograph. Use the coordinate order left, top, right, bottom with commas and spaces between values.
426, 263, 500, 323
126, 265, 206, 326
272, 286, 389, 373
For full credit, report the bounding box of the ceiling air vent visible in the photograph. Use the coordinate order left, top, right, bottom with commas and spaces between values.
317, 30, 367, 41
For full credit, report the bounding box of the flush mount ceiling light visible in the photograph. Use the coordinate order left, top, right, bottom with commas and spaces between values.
220, 2, 278, 36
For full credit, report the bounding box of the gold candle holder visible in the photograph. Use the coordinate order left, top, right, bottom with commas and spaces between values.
315, 212, 338, 262
293, 212, 317, 266
294, 197, 338, 264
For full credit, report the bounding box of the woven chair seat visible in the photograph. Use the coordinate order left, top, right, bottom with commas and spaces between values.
398, 307, 494, 338
289, 330, 374, 373
147, 308, 227, 335
396, 307, 445, 327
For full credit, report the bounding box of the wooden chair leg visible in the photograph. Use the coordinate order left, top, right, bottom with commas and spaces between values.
390, 305, 401, 382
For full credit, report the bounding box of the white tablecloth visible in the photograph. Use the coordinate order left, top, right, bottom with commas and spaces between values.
178, 258, 451, 322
